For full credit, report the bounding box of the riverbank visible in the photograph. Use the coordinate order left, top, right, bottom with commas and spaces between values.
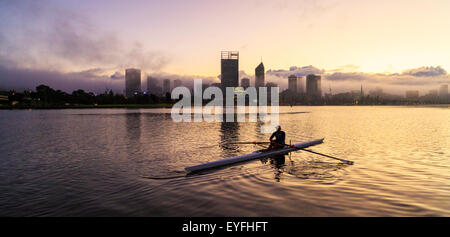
1, 103, 448, 110
0, 103, 174, 110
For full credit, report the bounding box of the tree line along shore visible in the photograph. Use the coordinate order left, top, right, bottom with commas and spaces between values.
1, 84, 448, 109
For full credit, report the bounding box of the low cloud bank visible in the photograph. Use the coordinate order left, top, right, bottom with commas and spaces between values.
264, 65, 449, 95
1, 64, 448, 95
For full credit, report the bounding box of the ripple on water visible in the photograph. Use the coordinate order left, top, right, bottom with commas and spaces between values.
0, 107, 449, 216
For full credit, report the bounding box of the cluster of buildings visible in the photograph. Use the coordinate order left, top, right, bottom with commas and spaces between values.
124, 69, 182, 97
405, 84, 449, 103
219, 51, 322, 102
123, 51, 448, 104
327, 84, 449, 105
124, 51, 323, 102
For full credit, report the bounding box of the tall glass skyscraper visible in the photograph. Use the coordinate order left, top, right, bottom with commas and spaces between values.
220, 51, 239, 90
125, 68, 141, 97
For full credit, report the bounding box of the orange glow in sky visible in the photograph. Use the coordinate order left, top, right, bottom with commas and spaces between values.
1, 0, 450, 78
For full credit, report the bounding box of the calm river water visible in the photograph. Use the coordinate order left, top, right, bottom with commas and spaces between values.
0, 106, 449, 216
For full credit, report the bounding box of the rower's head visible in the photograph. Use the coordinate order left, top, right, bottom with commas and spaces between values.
275, 125, 281, 131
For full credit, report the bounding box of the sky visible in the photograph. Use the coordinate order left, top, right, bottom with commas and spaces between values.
0, 0, 449, 94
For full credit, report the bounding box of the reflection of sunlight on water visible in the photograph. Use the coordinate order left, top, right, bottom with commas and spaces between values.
0, 106, 449, 216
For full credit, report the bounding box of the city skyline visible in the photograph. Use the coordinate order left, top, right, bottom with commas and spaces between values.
0, 0, 449, 95
2, 0, 450, 224
122, 63, 448, 104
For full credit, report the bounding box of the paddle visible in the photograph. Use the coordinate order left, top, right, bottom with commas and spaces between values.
199, 141, 270, 148
230, 141, 271, 145
299, 148, 354, 165
199, 141, 354, 165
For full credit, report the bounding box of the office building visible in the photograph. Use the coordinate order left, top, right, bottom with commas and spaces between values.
306, 74, 322, 98
288, 75, 297, 94
297, 76, 304, 93
439, 84, 448, 101
147, 76, 159, 94
125, 68, 141, 97
266, 82, 278, 103
255, 62, 265, 88
221, 51, 239, 89
163, 79, 171, 94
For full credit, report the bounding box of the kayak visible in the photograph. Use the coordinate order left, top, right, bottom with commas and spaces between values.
185, 138, 324, 172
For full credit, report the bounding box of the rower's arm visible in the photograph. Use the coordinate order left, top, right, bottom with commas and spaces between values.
269, 132, 275, 141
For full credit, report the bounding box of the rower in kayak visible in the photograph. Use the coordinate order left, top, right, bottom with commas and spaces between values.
268, 125, 286, 150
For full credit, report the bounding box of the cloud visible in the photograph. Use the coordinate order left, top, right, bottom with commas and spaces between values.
1, 62, 449, 96
43, 11, 121, 67
0, 0, 169, 72
258, 64, 449, 95
0, 0, 174, 94
119, 42, 170, 72
325, 67, 449, 85
325, 72, 368, 81
0, 1, 448, 95
328, 64, 360, 73
262, 65, 325, 88
110, 71, 124, 80
0, 65, 123, 93
322, 68, 449, 95
402, 66, 447, 77
0, 63, 224, 94
144, 72, 219, 89
267, 65, 324, 77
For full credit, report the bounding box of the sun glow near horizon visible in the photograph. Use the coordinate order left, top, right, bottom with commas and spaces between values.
0, 0, 449, 92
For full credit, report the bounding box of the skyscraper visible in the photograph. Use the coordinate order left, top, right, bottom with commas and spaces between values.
147, 76, 158, 93
241, 78, 250, 89
439, 84, 448, 101
163, 79, 171, 94
306, 74, 322, 98
266, 82, 278, 103
221, 51, 239, 90
297, 76, 304, 93
125, 68, 141, 97
288, 75, 297, 94
255, 62, 265, 88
